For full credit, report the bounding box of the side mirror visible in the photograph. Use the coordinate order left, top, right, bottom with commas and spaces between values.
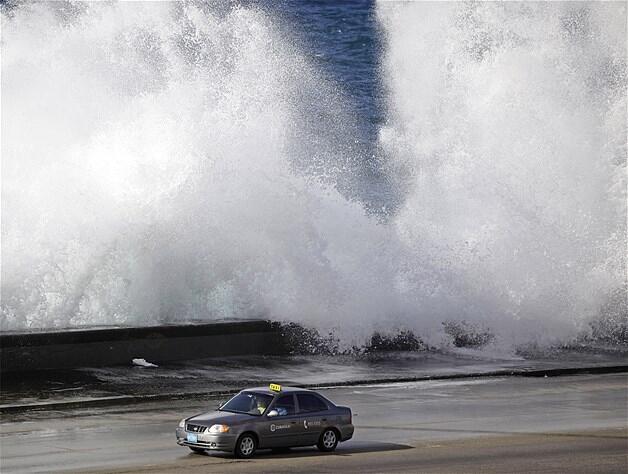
266, 409, 279, 418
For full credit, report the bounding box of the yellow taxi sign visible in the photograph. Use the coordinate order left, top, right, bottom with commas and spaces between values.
269, 383, 282, 392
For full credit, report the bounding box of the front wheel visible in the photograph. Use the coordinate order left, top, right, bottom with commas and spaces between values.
317, 428, 338, 452
235, 433, 257, 458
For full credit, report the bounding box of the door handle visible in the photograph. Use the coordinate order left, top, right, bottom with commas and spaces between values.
290, 421, 297, 424
322, 418, 327, 421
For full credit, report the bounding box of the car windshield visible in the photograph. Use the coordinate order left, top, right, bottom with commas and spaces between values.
219, 392, 274, 416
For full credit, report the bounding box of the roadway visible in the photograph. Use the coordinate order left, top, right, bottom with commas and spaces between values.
1, 373, 626, 473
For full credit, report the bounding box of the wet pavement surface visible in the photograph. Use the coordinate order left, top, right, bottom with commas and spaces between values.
1, 373, 626, 473
2, 348, 626, 410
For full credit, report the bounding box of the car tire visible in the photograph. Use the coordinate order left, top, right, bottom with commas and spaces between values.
317, 428, 339, 452
235, 433, 257, 459
189, 447, 205, 454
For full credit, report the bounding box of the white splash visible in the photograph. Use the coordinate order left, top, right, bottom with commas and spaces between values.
1, 1, 399, 341
1, 1, 625, 349
377, 1, 626, 345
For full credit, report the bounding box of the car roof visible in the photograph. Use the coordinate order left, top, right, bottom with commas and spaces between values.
243, 386, 314, 395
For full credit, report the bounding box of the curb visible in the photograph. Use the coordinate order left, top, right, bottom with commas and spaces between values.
2, 364, 626, 415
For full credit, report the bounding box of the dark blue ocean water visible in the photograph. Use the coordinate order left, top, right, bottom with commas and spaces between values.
274, 0, 384, 139
248, 1, 384, 150
263, 0, 393, 211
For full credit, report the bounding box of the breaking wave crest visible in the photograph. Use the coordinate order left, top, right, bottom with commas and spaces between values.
377, 1, 626, 347
1, 1, 625, 350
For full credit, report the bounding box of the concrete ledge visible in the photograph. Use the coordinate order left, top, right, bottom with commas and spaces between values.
0, 320, 284, 372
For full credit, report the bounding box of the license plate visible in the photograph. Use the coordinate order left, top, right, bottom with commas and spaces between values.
187, 433, 198, 443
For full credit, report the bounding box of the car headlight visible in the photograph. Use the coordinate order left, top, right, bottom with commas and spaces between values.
179, 419, 186, 428
208, 424, 230, 433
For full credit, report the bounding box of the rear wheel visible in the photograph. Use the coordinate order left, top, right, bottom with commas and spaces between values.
235, 433, 257, 458
317, 428, 338, 452
189, 447, 205, 454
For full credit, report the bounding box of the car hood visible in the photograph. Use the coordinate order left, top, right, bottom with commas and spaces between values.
188, 410, 258, 426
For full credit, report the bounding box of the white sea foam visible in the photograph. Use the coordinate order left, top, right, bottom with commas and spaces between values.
377, 1, 626, 345
1, 1, 400, 342
1, 1, 625, 349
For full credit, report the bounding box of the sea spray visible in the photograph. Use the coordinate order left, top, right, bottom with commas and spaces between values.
1, 1, 625, 350
1, 1, 400, 337
377, 1, 626, 345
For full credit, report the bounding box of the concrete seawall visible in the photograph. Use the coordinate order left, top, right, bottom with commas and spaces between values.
0, 320, 284, 372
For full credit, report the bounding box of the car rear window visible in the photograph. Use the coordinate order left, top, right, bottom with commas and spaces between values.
297, 394, 328, 413
274, 395, 295, 416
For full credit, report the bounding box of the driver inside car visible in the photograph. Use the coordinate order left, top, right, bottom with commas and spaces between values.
255, 398, 268, 414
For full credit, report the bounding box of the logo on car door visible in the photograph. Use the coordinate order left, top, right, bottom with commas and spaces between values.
303, 419, 321, 429
270, 423, 291, 432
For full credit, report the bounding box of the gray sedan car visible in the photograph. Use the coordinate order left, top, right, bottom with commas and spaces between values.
176, 384, 354, 458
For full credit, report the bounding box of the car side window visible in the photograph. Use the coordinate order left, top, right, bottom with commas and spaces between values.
297, 394, 328, 414
273, 395, 295, 416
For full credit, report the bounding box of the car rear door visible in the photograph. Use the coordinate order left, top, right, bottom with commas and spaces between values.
296, 393, 331, 445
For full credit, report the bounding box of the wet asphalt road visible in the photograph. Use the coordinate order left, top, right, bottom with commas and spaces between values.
1, 374, 626, 473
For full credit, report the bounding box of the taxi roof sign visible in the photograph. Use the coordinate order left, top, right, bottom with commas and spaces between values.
269, 383, 282, 392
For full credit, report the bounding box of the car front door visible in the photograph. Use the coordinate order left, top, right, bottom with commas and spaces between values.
296, 393, 330, 445
260, 394, 301, 448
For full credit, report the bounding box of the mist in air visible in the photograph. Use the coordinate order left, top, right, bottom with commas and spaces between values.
1, 1, 625, 350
